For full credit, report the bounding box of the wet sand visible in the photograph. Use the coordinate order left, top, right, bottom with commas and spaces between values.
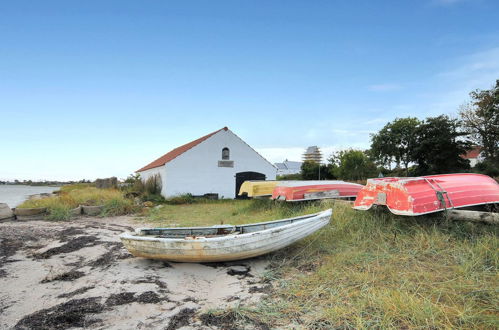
0, 216, 270, 329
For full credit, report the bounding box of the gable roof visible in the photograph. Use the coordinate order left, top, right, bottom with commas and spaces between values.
461, 146, 482, 159
136, 127, 228, 172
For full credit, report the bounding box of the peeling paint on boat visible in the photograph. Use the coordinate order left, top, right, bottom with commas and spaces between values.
120, 209, 332, 262
354, 173, 499, 216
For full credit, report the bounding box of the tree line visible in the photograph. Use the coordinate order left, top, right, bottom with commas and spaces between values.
293, 79, 498, 181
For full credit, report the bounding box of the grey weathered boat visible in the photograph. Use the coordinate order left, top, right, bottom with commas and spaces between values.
120, 209, 332, 262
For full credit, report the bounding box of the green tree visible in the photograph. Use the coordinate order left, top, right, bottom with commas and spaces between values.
370, 117, 420, 175
329, 149, 377, 180
300, 161, 333, 180
412, 115, 470, 175
459, 79, 499, 162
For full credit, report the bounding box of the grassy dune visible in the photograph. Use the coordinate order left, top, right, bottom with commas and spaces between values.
147, 199, 498, 328
18, 185, 137, 220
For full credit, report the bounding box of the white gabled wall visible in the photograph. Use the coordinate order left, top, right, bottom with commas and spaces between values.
163, 129, 276, 198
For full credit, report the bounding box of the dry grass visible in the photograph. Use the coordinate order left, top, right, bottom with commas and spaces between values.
145, 199, 498, 328
18, 185, 137, 220
144, 199, 325, 227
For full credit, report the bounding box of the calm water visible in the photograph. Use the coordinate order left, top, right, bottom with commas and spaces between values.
0, 185, 60, 208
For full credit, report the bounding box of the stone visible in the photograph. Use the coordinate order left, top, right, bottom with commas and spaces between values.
0, 203, 14, 221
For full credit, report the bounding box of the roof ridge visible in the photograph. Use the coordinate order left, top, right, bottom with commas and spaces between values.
136, 127, 228, 172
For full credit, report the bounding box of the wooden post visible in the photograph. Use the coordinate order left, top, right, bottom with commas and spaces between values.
447, 210, 499, 224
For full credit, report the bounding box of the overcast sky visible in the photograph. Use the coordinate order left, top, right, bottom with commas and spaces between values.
1, 0, 499, 181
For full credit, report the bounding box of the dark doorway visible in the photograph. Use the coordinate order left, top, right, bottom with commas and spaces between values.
235, 171, 266, 199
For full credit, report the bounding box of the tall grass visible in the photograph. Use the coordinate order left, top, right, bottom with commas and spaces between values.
145, 199, 498, 328
18, 185, 137, 220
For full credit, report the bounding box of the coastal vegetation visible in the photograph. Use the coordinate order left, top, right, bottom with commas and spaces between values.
17, 184, 137, 220
145, 199, 498, 328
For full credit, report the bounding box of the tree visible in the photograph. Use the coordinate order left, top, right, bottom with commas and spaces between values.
300, 161, 333, 180
459, 80, 499, 162
329, 149, 377, 180
370, 117, 420, 175
412, 115, 470, 175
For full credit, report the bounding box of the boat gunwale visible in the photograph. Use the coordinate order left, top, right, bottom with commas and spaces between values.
120, 209, 332, 243
353, 200, 499, 216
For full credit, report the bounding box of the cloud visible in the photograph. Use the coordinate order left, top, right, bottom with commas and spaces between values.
367, 83, 402, 92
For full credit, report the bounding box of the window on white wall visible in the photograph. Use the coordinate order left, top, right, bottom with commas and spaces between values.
222, 147, 230, 160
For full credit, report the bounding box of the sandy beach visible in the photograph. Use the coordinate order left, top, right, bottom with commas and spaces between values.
0, 216, 270, 329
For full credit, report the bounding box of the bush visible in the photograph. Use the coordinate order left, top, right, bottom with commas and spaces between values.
166, 194, 198, 205
474, 159, 499, 177
277, 173, 302, 180
102, 198, 138, 216
142, 193, 166, 204
144, 174, 162, 195
45, 205, 72, 221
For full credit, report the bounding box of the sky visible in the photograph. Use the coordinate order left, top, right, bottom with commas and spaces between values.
1, 0, 498, 181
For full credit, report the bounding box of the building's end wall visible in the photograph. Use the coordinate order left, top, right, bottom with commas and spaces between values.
164, 130, 276, 199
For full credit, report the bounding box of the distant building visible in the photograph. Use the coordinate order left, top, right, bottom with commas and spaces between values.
461, 146, 484, 167
274, 160, 302, 176
136, 127, 276, 199
303, 146, 322, 163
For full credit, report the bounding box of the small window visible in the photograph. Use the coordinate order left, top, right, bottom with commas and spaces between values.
222, 147, 230, 160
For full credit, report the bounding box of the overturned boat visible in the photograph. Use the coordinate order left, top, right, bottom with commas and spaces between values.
353, 173, 499, 216
120, 209, 332, 262
271, 180, 364, 202
238, 180, 280, 198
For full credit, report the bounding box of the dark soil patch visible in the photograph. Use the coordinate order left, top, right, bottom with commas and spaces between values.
133, 276, 168, 289
105, 292, 136, 306
136, 291, 164, 304
105, 291, 168, 307
57, 286, 95, 299
163, 261, 173, 268
165, 308, 197, 330
14, 297, 103, 330
88, 242, 124, 268
0, 238, 23, 259
0, 238, 23, 277
57, 228, 86, 241
41, 270, 85, 283
35, 236, 100, 259
200, 311, 270, 330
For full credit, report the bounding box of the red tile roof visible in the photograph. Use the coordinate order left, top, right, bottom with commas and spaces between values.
461, 146, 482, 159
136, 127, 228, 172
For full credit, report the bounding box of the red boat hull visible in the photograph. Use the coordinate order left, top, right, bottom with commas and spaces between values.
353, 173, 499, 216
271, 180, 364, 202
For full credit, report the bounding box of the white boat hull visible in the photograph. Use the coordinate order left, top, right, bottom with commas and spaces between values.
120, 209, 332, 262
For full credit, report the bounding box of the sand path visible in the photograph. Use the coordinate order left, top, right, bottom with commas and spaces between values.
0, 216, 270, 329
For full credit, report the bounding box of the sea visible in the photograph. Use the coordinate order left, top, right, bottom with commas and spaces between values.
0, 185, 60, 208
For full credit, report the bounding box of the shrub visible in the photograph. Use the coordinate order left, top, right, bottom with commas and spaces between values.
166, 194, 198, 205
102, 198, 138, 216
144, 174, 162, 195
45, 205, 72, 221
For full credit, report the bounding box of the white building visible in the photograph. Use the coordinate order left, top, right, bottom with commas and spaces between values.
274, 160, 302, 176
136, 127, 276, 199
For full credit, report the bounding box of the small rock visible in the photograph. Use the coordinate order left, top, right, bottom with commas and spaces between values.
227, 265, 250, 276
0, 203, 14, 221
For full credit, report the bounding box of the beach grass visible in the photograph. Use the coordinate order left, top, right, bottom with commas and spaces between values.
145, 199, 498, 328
17, 185, 136, 220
